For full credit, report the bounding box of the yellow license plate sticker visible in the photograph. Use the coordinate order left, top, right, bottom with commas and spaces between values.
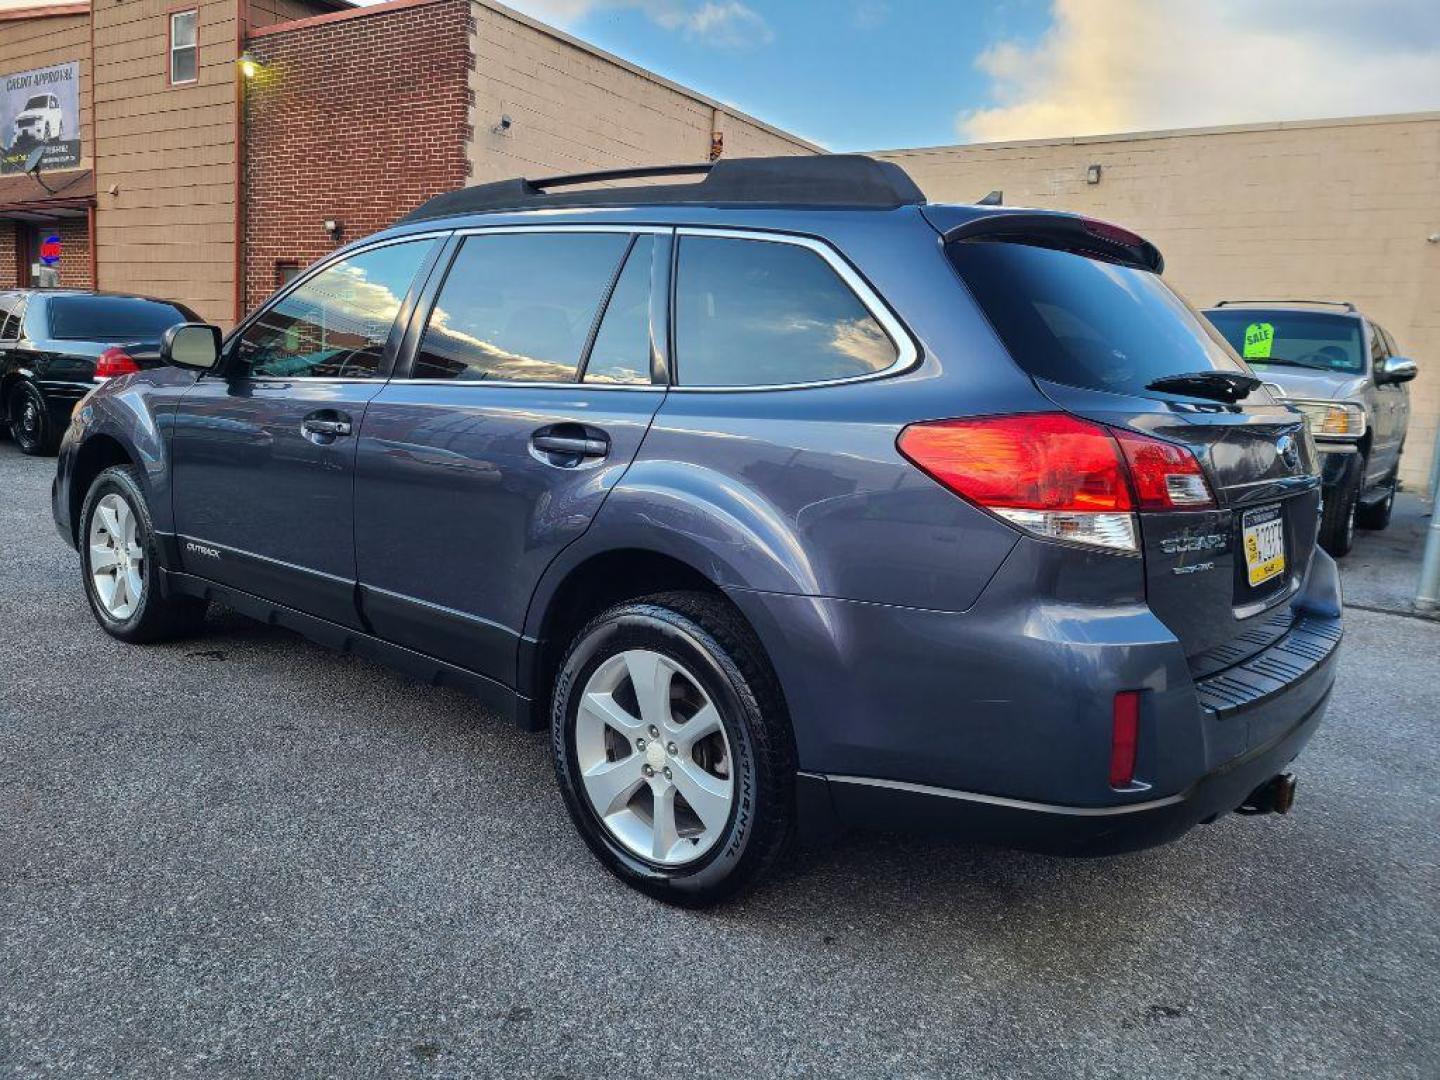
1243, 506, 1286, 587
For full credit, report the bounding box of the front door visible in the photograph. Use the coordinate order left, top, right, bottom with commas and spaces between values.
170, 237, 442, 627
353, 228, 668, 686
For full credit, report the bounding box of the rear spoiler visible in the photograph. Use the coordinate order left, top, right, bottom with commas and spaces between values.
941, 212, 1164, 274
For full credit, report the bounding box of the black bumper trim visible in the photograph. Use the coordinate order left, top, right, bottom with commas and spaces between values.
1194, 612, 1341, 716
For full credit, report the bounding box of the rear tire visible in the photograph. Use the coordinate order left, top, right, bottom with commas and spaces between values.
1355, 472, 1396, 531
8, 381, 58, 456
1318, 471, 1359, 557
551, 590, 796, 906
79, 465, 208, 643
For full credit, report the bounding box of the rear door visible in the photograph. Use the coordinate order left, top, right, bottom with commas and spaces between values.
170, 236, 442, 627
945, 228, 1318, 673
352, 227, 668, 686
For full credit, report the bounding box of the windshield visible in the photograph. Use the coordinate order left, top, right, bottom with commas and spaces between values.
24, 96, 49, 110
1203, 309, 1364, 374
947, 238, 1245, 398
47, 296, 197, 342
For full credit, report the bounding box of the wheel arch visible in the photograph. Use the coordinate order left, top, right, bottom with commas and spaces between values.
68, 434, 139, 545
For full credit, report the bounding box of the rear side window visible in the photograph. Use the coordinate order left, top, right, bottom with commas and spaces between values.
950, 240, 1244, 397
414, 232, 630, 383
48, 296, 199, 341
0, 294, 20, 340
236, 239, 436, 379
1204, 309, 1365, 374
584, 235, 654, 385
674, 235, 899, 387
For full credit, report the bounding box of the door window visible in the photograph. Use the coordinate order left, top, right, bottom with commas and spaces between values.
0, 294, 20, 341
413, 231, 630, 382
674, 234, 899, 387
234, 239, 436, 379
583, 235, 654, 385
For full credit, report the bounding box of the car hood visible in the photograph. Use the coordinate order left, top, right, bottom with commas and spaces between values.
1247, 365, 1366, 402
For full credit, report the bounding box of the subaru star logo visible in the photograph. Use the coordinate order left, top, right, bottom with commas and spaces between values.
1277, 434, 1299, 470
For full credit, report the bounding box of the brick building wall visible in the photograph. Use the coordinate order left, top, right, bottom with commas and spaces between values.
242, 0, 473, 312
0, 223, 17, 289
876, 113, 1440, 487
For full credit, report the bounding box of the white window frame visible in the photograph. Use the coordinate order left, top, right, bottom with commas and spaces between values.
169, 9, 199, 86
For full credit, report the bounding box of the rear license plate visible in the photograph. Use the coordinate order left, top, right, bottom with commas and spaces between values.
1242, 505, 1286, 587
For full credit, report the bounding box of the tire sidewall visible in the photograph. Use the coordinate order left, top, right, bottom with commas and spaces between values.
10, 382, 50, 456
552, 608, 764, 901
79, 467, 163, 640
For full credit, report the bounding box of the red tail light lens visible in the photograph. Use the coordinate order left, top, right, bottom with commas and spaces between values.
1110, 691, 1141, 788
95, 348, 140, 379
897, 413, 1214, 552
897, 413, 1133, 512
1113, 429, 1215, 509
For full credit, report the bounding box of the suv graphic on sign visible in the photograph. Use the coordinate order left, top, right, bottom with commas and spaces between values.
12, 94, 64, 147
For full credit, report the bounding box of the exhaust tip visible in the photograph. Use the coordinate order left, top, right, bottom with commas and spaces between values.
1237, 773, 1297, 816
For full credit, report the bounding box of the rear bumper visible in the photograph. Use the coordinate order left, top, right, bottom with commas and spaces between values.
805, 643, 1334, 855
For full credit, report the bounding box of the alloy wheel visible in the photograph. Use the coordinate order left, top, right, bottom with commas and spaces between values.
574, 649, 735, 866
89, 493, 145, 620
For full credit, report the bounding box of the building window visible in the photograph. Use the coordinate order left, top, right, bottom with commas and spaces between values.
275, 261, 301, 288
169, 10, 199, 85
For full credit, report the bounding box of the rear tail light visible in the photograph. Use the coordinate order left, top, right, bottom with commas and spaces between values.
1109, 691, 1141, 788
94, 348, 140, 380
896, 413, 1215, 552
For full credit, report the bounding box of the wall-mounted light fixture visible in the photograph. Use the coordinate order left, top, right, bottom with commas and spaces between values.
493, 114, 513, 135
323, 219, 343, 243
1086, 163, 1103, 185
239, 52, 261, 80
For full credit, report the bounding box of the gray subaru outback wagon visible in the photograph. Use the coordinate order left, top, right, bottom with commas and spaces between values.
53, 156, 1341, 904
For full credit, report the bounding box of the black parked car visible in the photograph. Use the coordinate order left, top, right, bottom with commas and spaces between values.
0, 289, 200, 455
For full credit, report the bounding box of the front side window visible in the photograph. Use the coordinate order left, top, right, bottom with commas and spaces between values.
235, 240, 436, 379
413, 231, 630, 382
170, 10, 198, 85
674, 235, 898, 387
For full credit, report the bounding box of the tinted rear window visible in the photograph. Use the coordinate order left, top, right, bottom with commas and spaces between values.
48, 296, 197, 341
948, 240, 1244, 397
1204, 309, 1364, 374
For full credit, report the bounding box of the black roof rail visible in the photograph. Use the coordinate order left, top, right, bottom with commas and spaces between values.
1213, 299, 1357, 312
395, 155, 927, 223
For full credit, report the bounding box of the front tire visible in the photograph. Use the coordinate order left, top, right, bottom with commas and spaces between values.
79, 465, 208, 642
551, 591, 796, 906
8, 380, 58, 456
1318, 471, 1359, 557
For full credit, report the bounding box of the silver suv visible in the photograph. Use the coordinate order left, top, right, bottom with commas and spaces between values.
1204, 300, 1417, 555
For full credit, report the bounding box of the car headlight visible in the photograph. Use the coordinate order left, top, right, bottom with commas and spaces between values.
1289, 400, 1367, 440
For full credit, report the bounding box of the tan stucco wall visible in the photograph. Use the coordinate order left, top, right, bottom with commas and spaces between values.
876, 113, 1440, 487
92, 0, 238, 322
469, 0, 817, 185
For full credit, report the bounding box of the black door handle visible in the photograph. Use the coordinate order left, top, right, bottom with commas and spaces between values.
530, 425, 609, 466
302, 412, 353, 439
532, 434, 607, 457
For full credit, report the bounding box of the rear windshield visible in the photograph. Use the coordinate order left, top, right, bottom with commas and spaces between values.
1203, 309, 1364, 374
948, 239, 1245, 397
47, 296, 197, 342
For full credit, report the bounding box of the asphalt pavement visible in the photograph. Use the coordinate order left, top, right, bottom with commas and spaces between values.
2, 442, 1438, 1079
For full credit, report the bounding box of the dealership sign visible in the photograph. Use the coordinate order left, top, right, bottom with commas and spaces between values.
1, 62, 81, 175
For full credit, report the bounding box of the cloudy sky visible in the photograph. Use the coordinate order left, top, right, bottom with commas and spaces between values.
499, 0, 1440, 149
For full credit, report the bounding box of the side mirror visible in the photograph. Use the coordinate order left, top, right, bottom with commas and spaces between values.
1379, 355, 1418, 385
161, 322, 221, 372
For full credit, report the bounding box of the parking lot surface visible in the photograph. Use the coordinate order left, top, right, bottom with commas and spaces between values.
2, 443, 1438, 1079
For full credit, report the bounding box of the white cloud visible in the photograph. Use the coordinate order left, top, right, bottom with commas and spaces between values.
958, 0, 1440, 143
505, 0, 773, 48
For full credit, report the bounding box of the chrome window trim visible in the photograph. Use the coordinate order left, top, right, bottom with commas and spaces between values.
667, 226, 919, 393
